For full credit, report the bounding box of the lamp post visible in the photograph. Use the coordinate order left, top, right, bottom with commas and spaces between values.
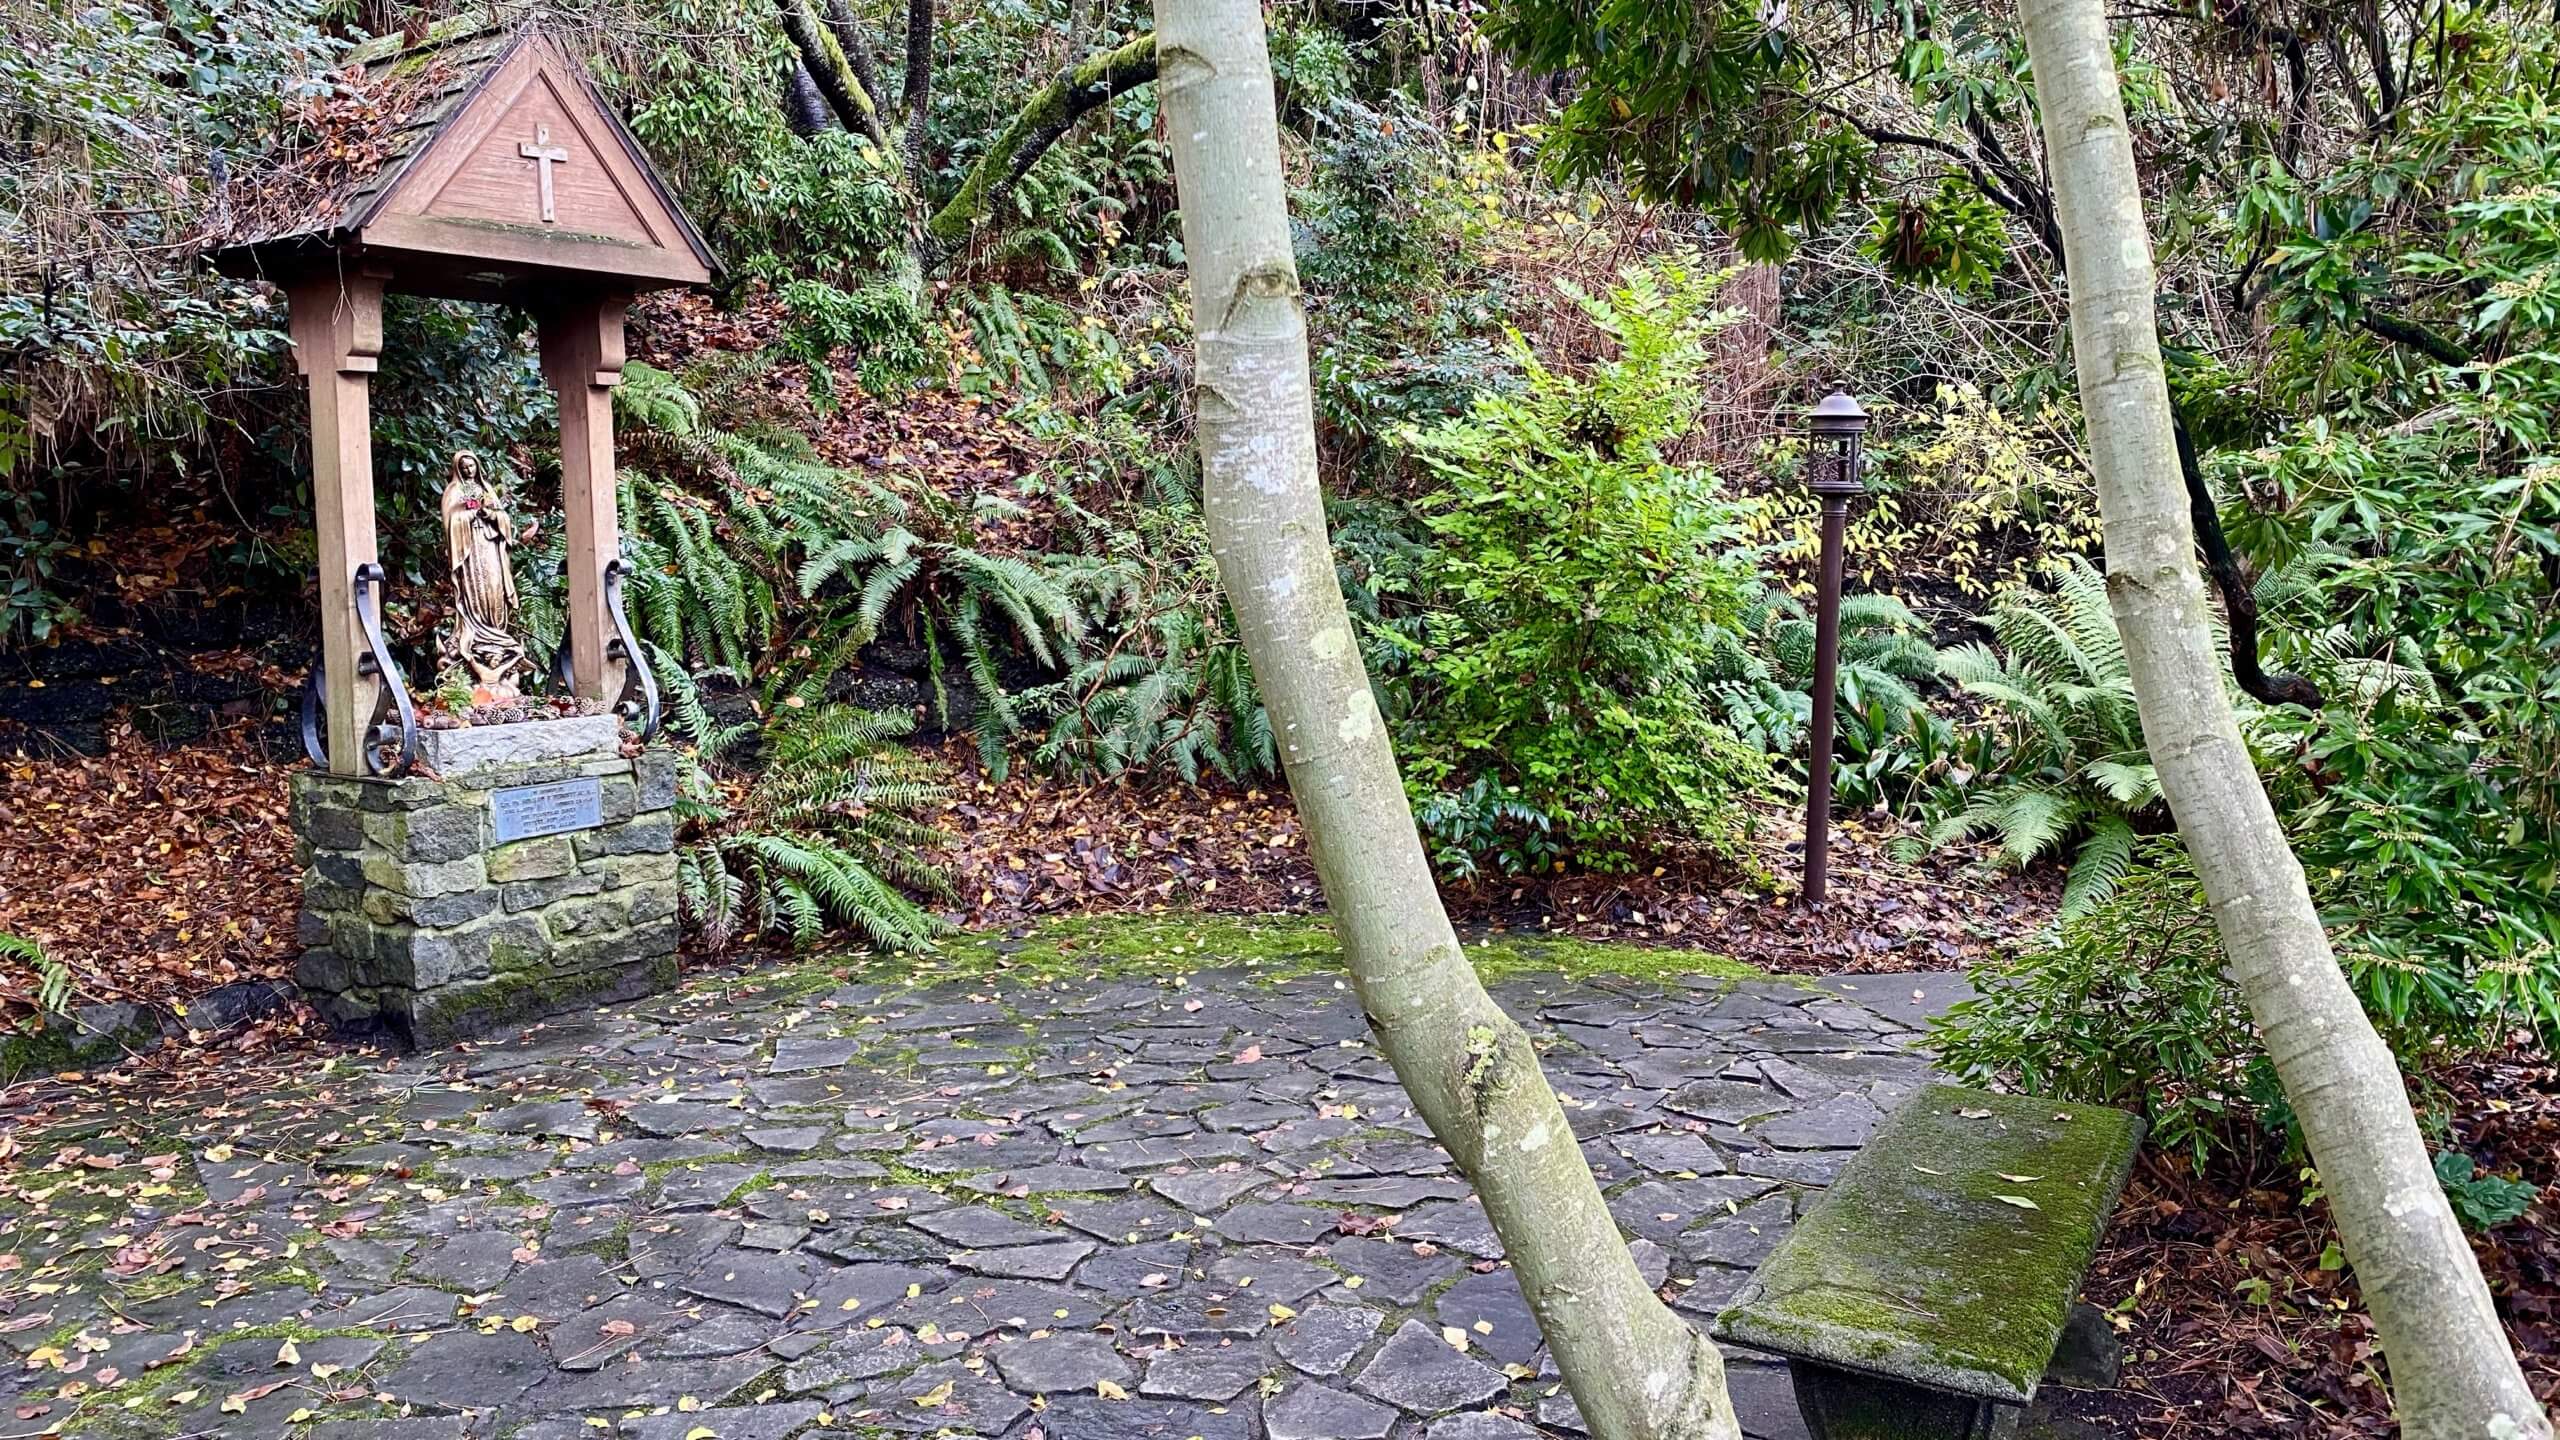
1803, 391, 1869, 909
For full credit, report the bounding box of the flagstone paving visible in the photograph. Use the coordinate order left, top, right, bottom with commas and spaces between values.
0, 957, 1972, 1439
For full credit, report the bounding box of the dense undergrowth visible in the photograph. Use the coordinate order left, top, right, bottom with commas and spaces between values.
3, 0, 2556, 1249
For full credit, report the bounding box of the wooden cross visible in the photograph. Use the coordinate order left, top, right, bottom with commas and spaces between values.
517, 124, 568, 224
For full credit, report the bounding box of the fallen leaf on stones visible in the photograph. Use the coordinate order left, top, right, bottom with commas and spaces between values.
275, 1339, 299, 1366
1993, 1195, 2039, 1210
1443, 1326, 1469, 1351
221, 1381, 286, 1413
1097, 1379, 1130, 1400
1957, 1108, 1993, 1120
1996, 1174, 2043, 1184
914, 1380, 956, 1407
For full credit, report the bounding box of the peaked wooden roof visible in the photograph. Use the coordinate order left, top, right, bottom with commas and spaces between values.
211, 17, 718, 302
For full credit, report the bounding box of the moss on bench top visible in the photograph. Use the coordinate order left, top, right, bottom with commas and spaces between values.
1713, 1083, 2145, 1405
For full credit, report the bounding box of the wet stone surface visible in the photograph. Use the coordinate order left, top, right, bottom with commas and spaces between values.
0, 956, 1964, 1438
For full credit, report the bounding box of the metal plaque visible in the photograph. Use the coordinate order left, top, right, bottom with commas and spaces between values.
491, 777, 604, 843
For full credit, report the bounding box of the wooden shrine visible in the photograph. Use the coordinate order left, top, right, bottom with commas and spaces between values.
208, 19, 718, 1046
212, 17, 718, 774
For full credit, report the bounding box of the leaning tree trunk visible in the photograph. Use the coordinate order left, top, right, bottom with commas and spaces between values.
1149, 4, 1738, 1438
2018, 1, 2552, 1436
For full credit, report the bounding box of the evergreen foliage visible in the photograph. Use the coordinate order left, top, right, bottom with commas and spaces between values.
1392, 254, 1771, 873
1930, 557, 2194, 917
673, 696, 953, 952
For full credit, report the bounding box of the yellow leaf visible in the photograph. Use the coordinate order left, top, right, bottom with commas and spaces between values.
1097, 1379, 1130, 1401
678, 1395, 701, 1412
686, 1429, 718, 1440
1993, 1194, 2040, 1210
1266, 1303, 1296, 1322
914, 1380, 957, 1407
275, 1339, 300, 1366
1441, 1326, 1469, 1351
510, 1315, 541, 1333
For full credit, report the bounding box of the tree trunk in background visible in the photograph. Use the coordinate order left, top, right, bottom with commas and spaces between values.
2018, 1, 2552, 1436
1149, 4, 1740, 1438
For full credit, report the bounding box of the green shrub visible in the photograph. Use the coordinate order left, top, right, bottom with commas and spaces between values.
1392, 255, 1770, 874
778, 278, 937, 404
2434, 1151, 2538, 1233
2212, 62, 2560, 1055
614, 4, 909, 290
1297, 97, 1515, 476
2226, 431, 2560, 1052
1929, 843, 2266, 1169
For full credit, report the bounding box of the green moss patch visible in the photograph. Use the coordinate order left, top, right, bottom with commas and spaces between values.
792, 911, 1760, 992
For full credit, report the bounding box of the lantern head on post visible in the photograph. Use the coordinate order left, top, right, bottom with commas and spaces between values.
1807, 391, 1870, 498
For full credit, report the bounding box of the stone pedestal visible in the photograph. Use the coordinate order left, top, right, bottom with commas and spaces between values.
291, 716, 680, 1047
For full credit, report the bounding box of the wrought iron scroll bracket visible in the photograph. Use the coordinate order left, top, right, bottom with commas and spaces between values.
301, 564, 420, 777
353, 563, 421, 776
602, 558, 660, 743
551, 556, 661, 743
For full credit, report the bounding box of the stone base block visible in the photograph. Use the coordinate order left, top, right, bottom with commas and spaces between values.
293, 741, 681, 1048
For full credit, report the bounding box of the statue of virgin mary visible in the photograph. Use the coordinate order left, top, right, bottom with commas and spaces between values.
437, 452, 531, 699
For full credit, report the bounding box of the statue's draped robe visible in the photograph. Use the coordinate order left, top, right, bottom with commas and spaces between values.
440, 467, 530, 695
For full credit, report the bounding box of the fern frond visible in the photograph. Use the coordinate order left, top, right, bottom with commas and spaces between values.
2059, 816, 2139, 920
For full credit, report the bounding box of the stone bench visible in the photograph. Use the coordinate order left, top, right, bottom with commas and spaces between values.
1713, 1083, 2145, 1440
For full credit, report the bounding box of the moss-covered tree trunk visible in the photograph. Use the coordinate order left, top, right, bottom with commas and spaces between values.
1150, 4, 1739, 1438
774, 0, 1154, 286
2018, 1, 2552, 1435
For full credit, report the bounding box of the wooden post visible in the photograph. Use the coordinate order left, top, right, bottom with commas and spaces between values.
288, 270, 387, 774
540, 296, 629, 703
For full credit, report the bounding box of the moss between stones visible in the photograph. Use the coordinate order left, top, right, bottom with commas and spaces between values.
0, 1020, 83, 1084
802, 911, 1761, 991
410, 954, 676, 1047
